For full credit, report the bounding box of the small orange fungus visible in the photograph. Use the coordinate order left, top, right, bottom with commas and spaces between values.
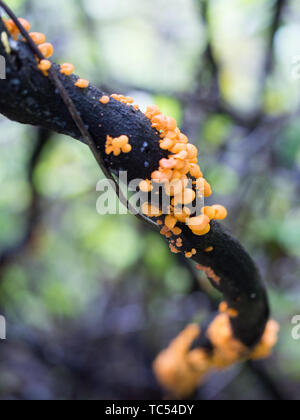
228, 309, 239, 318
201, 206, 216, 220
5, 18, 30, 40
205, 246, 214, 253
188, 215, 210, 235
60, 63, 74, 76
219, 302, 228, 313
165, 215, 177, 230
139, 180, 153, 193
75, 78, 89, 88
29, 32, 46, 45
174, 189, 195, 205
37, 59, 51, 76
38, 43, 54, 58
100, 96, 110, 105
212, 205, 228, 220
18, 18, 31, 32
142, 203, 162, 218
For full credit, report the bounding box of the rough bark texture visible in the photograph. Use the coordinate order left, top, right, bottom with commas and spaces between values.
0, 17, 269, 349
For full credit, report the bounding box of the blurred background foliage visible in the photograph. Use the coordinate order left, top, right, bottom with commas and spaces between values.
0, 0, 299, 400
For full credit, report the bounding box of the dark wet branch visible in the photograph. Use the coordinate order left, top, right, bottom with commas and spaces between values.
0, 16, 269, 351
264, 0, 287, 75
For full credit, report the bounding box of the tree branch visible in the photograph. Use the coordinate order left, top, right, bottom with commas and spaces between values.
0, 12, 272, 396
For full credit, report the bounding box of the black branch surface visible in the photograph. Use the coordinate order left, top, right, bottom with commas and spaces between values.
0, 17, 269, 349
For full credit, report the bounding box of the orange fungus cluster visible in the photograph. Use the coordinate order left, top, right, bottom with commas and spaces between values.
111, 94, 134, 105
105, 135, 132, 156
4, 17, 31, 40
4, 16, 229, 262
154, 315, 280, 398
139, 105, 228, 256
3, 17, 86, 84
3, 17, 55, 75
3, 18, 227, 259
110, 94, 139, 110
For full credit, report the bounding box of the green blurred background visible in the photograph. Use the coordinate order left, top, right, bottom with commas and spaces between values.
0, 0, 299, 400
